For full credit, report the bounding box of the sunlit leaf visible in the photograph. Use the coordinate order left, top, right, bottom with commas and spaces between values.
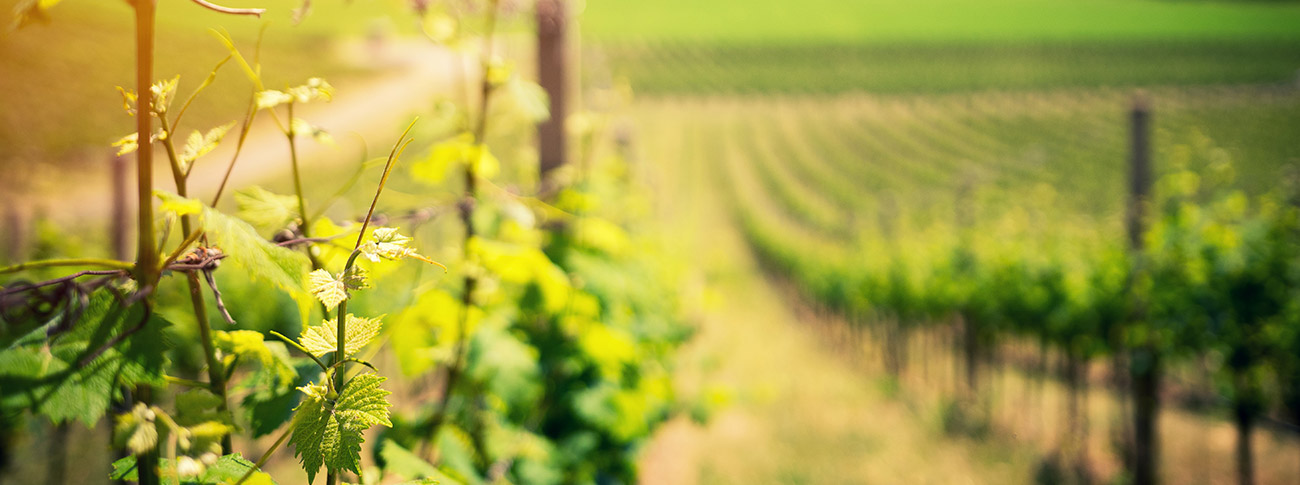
112, 133, 139, 157
179, 121, 237, 170
150, 76, 180, 115
307, 269, 349, 310
298, 314, 384, 358
234, 186, 300, 231
156, 191, 311, 295
255, 90, 294, 110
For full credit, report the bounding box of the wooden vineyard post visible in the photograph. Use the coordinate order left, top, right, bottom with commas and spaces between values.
1126, 92, 1158, 485
2, 201, 28, 264
111, 154, 131, 261
536, 0, 568, 184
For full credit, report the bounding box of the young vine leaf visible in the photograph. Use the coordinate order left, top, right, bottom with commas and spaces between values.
360, 228, 444, 270
289, 374, 392, 482
256, 78, 333, 110
307, 267, 369, 311
298, 314, 383, 358
179, 121, 238, 170
150, 76, 180, 115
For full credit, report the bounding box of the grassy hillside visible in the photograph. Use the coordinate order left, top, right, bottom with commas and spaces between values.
581, 0, 1300, 94
582, 0, 1300, 43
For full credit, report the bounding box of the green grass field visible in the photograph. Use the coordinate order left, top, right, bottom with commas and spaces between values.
583, 0, 1300, 43
583, 0, 1300, 94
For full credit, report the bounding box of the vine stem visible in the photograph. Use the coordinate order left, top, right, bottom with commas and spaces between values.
131, 2, 160, 484
189, 0, 264, 17
0, 258, 133, 275
134, 0, 159, 289
210, 25, 268, 208
187, 271, 233, 453
327, 119, 417, 485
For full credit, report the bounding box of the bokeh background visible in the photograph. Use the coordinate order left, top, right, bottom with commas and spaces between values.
4, 0, 1300, 484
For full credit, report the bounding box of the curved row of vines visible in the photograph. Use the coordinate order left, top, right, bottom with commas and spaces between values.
698, 91, 1300, 484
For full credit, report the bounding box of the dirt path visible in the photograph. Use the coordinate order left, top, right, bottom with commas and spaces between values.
633, 101, 1039, 484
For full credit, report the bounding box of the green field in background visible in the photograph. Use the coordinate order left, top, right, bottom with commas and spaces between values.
583, 0, 1300, 94
582, 0, 1300, 43
599, 40, 1300, 94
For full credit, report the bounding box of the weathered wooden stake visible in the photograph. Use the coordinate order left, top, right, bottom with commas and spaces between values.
111, 154, 131, 261
1127, 92, 1159, 485
536, 0, 568, 182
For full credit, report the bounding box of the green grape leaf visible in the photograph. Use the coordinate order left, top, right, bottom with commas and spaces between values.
109, 453, 276, 485
288, 384, 330, 482
290, 375, 392, 482
289, 78, 333, 103
573, 217, 631, 256
334, 374, 393, 429
234, 186, 301, 232
299, 314, 383, 358
0, 290, 169, 426
308, 269, 349, 311
156, 191, 311, 295
179, 121, 237, 170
